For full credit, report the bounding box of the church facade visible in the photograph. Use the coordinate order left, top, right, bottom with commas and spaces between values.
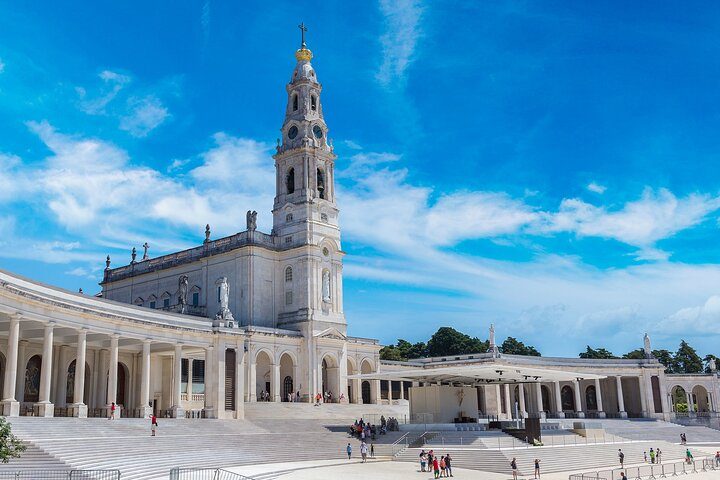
0, 36, 381, 420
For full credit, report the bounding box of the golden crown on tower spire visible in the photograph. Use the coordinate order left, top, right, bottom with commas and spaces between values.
295, 22, 313, 62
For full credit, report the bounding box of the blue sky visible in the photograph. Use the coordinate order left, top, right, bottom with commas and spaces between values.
2, 1, 720, 357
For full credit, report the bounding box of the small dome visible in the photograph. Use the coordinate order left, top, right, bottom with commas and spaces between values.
292, 59, 317, 83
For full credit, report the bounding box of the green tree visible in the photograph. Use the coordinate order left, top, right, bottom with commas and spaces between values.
500, 337, 541, 356
623, 348, 675, 372
622, 348, 644, 360
379, 344, 405, 361
0, 418, 24, 463
674, 340, 703, 374
579, 346, 617, 359
426, 327, 488, 357
380, 339, 428, 361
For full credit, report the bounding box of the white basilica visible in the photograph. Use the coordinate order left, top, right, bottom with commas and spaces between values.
0, 34, 381, 420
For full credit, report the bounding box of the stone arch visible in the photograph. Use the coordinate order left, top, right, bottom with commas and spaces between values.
285, 266, 293, 283
561, 385, 575, 411
585, 385, 598, 411
362, 381, 372, 405
692, 385, 711, 412
316, 168, 325, 199
321, 353, 340, 400
541, 385, 551, 412
66, 360, 91, 405
360, 358, 375, 374
255, 350, 273, 401
670, 385, 688, 412
23, 354, 42, 403
279, 352, 295, 402
346, 357, 358, 403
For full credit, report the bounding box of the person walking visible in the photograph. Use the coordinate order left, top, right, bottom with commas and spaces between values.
619, 472, 627, 480
439, 456, 446, 477
511, 457, 518, 480
150, 414, 158, 436
534, 458, 541, 479
445, 453, 453, 477
432, 456, 440, 479
360, 441, 368, 463
108, 402, 116, 420
686, 448, 693, 464
346, 442, 352, 459
420, 450, 427, 472
370, 442, 375, 459
649, 448, 655, 464
643, 451, 648, 463
618, 449, 625, 468
657, 448, 662, 464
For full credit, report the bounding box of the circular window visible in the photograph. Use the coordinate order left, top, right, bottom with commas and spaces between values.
288, 126, 298, 140
322, 247, 329, 257
313, 125, 323, 139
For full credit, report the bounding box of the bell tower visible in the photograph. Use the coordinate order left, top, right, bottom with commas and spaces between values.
273, 24, 345, 333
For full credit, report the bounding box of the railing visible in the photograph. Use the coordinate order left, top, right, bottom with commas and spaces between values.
180, 393, 206, 402
390, 432, 410, 457
568, 456, 716, 480
0, 470, 120, 479
409, 431, 437, 448
169, 468, 255, 480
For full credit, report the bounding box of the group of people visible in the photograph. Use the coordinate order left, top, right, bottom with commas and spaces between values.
509, 457, 540, 479
350, 418, 380, 440
641, 447, 663, 464
382, 415, 400, 432
419, 450, 453, 478
346, 441, 374, 462
313, 391, 346, 405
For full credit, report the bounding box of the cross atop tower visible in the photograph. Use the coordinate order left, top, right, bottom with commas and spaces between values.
298, 22, 307, 48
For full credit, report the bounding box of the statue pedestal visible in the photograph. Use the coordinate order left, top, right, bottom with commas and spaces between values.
597, 411, 606, 419
2, 400, 19, 417
33, 402, 54, 417
618, 411, 628, 419
69, 403, 88, 418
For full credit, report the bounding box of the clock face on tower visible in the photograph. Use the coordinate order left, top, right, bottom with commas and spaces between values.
288, 125, 298, 139
313, 125, 323, 139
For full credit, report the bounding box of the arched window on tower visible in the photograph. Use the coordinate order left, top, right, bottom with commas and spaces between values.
285, 266, 293, 282
317, 168, 325, 199
286, 168, 295, 194
311, 95, 317, 111
292, 94, 298, 111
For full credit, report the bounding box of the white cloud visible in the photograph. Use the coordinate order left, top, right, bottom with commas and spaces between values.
119, 96, 170, 137
375, 0, 424, 87
344, 140, 362, 150
78, 70, 131, 115
167, 158, 190, 172
662, 295, 720, 334
537, 188, 720, 252
587, 182, 607, 194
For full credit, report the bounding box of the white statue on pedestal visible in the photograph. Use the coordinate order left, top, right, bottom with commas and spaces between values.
214, 277, 234, 327
322, 270, 331, 302
489, 323, 499, 357
643, 333, 653, 359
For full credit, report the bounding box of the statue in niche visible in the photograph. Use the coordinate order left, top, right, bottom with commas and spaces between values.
178, 275, 189, 313
643, 333, 653, 359
322, 270, 331, 303
246, 210, 257, 231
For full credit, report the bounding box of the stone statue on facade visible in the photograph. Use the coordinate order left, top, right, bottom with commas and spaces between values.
710, 357, 717, 373
131, 247, 137, 264
214, 277, 235, 327
142, 242, 149, 260
204, 224, 211, 243
178, 275, 189, 313
489, 323, 499, 357
643, 333, 653, 359
246, 210, 257, 231
322, 270, 331, 303
105, 255, 111, 270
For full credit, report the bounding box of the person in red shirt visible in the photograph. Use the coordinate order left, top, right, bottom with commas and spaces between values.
432, 457, 440, 478
108, 402, 116, 420
150, 414, 158, 436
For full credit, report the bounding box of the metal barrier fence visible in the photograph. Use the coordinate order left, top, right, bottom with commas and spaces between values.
168, 468, 255, 480
0, 471, 120, 480
568, 456, 717, 480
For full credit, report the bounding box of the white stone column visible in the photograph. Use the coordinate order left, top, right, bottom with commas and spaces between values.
638, 376, 648, 415
139, 339, 152, 418
573, 380, 585, 418
235, 344, 244, 419
594, 378, 605, 417
553, 381, 565, 418
493, 384, 502, 418
372, 379, 381, 405
686, 391, 694, 413
535, 383, 546, 418
616, 376, 627, 418
71, 329, 88, 418
35, 322, 55, 417
204, 344, 216, 418
187, 358, 194, 399
504, 384, 512, 419
2, 315, 20, 416
272, 363, 281, 402
248, 353, 257, 402
518, 383, 527, 418
172, 344, 185, 418
107, 334, 119, 416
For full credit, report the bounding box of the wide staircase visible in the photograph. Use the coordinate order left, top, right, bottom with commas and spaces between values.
591, 418, 720, 443
0, 413, 405, 480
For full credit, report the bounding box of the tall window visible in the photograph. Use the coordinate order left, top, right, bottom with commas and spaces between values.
317, 168, 325, 199
192, 292, 199, 307
285, 291, 293, 305
285, 266, 293, 282
286, 168, 295, 194
163, 298, 170, 308
292, 94, 298, 111
311, 95, 317, 111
